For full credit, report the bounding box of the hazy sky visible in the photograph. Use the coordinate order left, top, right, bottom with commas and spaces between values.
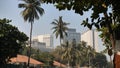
0, 0, 106, 52
0, 0, 90, 35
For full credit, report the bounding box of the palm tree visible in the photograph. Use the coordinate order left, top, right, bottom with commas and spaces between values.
18, 0, 44, 67
77, 41, 88, 66
61, 40, 82, 68
51, 16, 69, 44
51, 16, 69, 67
86, 46, 95, 68
77, 41, 96, 67
71, 39, 82, 68
61, 41, 71, 68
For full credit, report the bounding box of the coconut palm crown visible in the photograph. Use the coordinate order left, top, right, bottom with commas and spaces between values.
51, 16, 69, 41
19, 0, 44, 23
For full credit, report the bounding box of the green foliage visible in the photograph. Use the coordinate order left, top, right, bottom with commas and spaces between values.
0, 18, 28, 66
114, 24, 120, 40
91, 53, 108, 68
53, 41, 101, 67
78, 41, 96, 67
51, 16, 69, 40
51, 46, 61, 62
42, 0, 120, 20
18, 0, 44, 23
21, 47, 55, 66
61, 40, 81, 67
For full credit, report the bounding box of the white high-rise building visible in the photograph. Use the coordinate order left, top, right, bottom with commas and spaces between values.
81, 29, 99, 52
31, 40, 53, 52
32, 34, 54, 48
63, 28, 80, 44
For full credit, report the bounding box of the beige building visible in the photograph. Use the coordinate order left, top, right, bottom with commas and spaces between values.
81, 29, 99, 52
32, 34, 53, 48
32, 34, 54, 52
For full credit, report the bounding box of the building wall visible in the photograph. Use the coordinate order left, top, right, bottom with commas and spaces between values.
31, 40, 53, 52
32, 34, 54, 52
32, 40, 46, 49
32, 34, 53, 48
81, 30, 99, 52
63, 28, 80, 44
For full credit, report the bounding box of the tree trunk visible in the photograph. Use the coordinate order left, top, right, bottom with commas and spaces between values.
103, 12, 116, 68
60, 38, 62, 68
114, 40, 120, 68
103, 12, 115, 49
67, 61, 70, 68
27, 22, 33, 68
110, 56, 113, 68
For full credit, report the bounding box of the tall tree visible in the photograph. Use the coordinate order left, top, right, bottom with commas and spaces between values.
0, 18, 28, 68
51, 16, 69, 45
18, 0, 44, 67
61, 41, 71, 68
51, 16, 69, 67
86, 46, 96, 67
99, 27, 113, 66
70, 39, 81, 68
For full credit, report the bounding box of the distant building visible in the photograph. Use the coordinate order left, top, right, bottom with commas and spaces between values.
32, 34, 53, 48
63, 28, 81, 44
32, 34, 54, 52
81, 29, 99, 52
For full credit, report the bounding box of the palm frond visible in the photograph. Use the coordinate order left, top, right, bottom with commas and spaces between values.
51, 16, 69, 40
33, 8, 39, 20
18, 3, 27, 8
51, 21, 58, 25
22, 8, 29, 21
63, 22, 70, 25
64, 31, 68, 37
52, 28, 57, 33
34, 0, 41, 6
51, 26, 57, 30
54, 19, 59, 23
36, 6, 44, 16
60, 31, 64, 39
55, 31, 59, 38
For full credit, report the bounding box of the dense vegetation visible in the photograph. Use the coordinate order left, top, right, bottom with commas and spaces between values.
0, 18, 28, 67
21, 40, 109, 68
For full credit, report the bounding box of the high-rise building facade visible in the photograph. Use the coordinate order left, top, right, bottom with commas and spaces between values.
81, 29, 99, 52
32, 34, 54, 48
63, 28, 81, 44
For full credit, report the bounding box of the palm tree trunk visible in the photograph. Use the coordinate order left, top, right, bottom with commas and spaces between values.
68, 61, 70, 68
110, 56, 113, 68
88, 55, 90, 68
60, 38, 62, 68
27, 22, 33, 68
